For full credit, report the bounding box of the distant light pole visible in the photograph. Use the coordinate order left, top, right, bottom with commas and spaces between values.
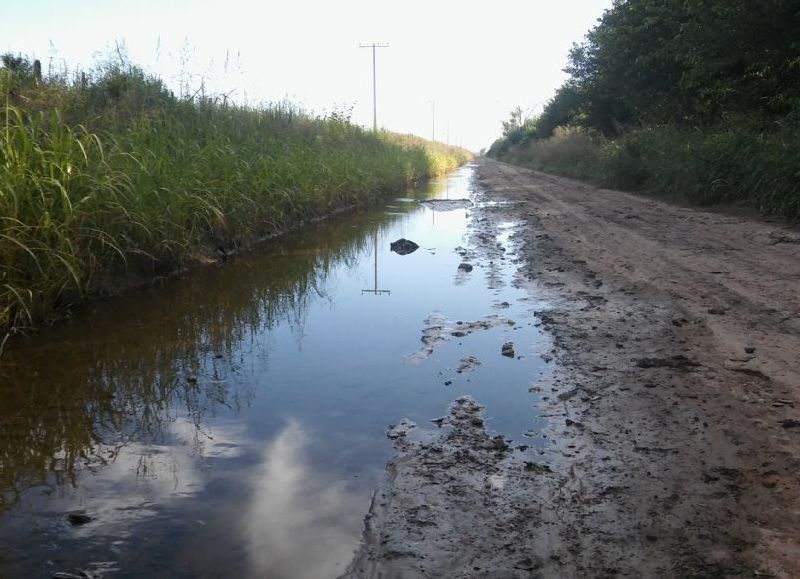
429, 99, 435, 142
360, 42, 389, 131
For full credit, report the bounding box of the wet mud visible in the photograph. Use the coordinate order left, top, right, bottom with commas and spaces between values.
408, 313, 515, 363
345, 158, 800, 578
344, 398, 552, 579
418, 199, 473, 212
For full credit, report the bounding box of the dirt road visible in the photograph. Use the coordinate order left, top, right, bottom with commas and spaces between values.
345, 158, 800, 578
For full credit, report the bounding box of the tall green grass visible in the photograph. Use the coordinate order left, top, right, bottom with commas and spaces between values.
0, 58, 472, 348
493, 124, 800, 220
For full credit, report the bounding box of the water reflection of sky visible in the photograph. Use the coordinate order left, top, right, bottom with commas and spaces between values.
0, 165, 550, 577
245, 421, 364, 579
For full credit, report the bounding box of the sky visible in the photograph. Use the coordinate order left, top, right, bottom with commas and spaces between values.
1, 0, 612, 151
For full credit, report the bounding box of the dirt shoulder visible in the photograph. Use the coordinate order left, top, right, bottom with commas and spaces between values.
345, 158, 800, 578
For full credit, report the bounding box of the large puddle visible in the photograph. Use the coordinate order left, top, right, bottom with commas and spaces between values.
0, 165, 549, 578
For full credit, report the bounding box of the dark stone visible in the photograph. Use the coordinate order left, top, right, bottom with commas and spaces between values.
457, 262, 473, 272
501, 342, 515, 357
390, 238, 419, 255
67, 512, 93, 526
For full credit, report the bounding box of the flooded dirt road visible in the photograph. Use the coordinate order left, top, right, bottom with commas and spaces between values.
0, 165, 551, 578
346, 158, 800, 578
5, 158, 799, 578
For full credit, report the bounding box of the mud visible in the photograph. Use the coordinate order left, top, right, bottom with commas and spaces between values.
345, 158, 800, 578
456, 356, 482, 374
344, 398, 549, 579
418, 199, 473, 211
408, 313, 515, 363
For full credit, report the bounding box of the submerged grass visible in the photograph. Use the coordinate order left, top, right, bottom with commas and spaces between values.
0, 58, 472, 348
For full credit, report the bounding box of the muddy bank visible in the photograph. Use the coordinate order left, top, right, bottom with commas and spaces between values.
344, 398, 555, 579
346, 158, 800, 577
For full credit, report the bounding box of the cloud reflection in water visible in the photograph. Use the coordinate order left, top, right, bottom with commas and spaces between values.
245, 421, 364, 579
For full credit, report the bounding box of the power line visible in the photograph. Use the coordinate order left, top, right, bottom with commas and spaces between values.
359, 42, 389, 131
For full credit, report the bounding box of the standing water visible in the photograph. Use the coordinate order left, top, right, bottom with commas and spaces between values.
0, 165, 549, 578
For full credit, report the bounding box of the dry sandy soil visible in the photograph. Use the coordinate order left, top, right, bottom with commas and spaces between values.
343, 158, 800, 578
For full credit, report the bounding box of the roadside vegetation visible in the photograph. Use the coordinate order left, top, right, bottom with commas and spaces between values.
0, 54, 472, 348
488, 0, 800, 220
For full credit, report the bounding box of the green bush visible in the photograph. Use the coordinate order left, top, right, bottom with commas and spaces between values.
490, 121, 800, 221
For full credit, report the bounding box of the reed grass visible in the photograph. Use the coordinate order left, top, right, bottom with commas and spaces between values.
0, 57, 472, 348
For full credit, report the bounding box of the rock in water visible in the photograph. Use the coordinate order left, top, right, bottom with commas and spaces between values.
390, 238, 419, 255
501, 342, 515, 357
66, 512, 93, 526
457, 262, 473, 272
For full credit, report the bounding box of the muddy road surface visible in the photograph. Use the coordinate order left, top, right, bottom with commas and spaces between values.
345, 158, 800, 578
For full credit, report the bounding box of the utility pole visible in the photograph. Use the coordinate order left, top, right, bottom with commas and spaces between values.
359, 42, 389, 131
429, 100, 436, 142
362, 230, 391, 295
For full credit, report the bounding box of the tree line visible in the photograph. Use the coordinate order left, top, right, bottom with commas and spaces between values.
538, 0, 799, 138
488, 0, 800, 219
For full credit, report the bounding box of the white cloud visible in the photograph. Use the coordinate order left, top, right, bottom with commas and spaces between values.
244, 420, 365, 579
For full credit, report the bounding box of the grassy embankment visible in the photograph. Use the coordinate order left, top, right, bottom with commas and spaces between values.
0, 56, 472, 348
492, 124, 800, 218
488, 0, 800, 220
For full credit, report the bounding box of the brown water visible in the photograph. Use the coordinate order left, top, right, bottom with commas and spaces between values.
0, 165, 548, 578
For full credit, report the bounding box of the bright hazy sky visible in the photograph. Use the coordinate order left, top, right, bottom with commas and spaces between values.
2, 0, 612, 151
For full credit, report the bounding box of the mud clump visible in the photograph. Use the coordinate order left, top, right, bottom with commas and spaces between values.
456, 355, 481, 374
386, 419, 416, 440
390, 238, 419, 255
409, 313, 514, 362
